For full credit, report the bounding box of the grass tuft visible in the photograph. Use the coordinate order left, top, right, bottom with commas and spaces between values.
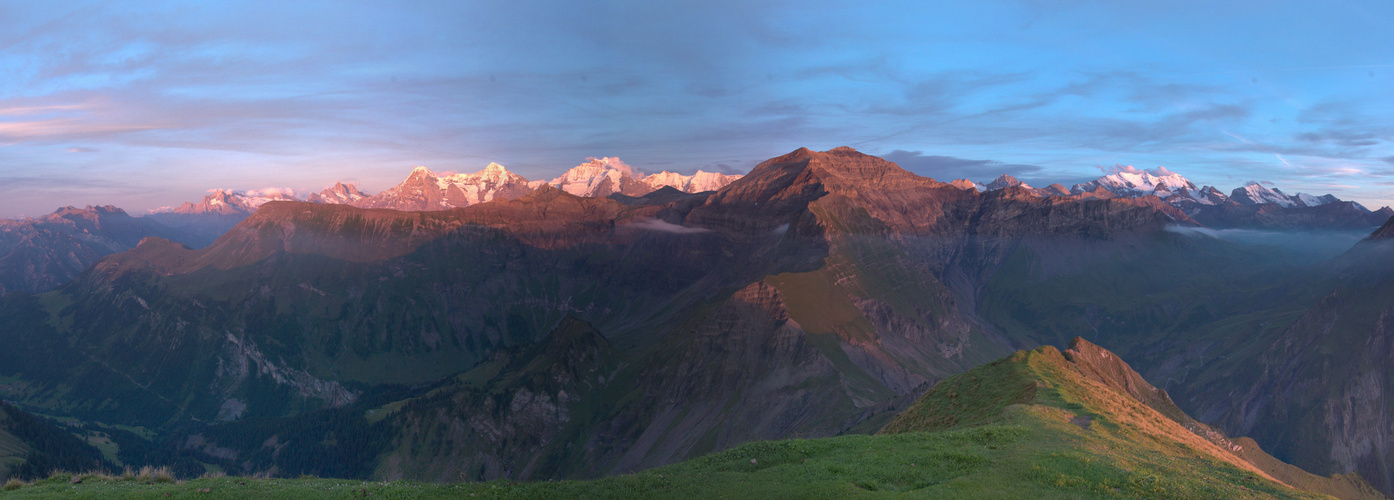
136, 465, 176, 483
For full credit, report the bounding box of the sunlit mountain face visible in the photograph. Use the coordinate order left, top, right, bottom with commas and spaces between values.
3, 2, 1394, 498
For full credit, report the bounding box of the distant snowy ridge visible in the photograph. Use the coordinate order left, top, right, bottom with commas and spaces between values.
150, 187, 302, 215
1070, 165, 1216, 205
1054, 166, 1348, 210
1228, 182, 1338, 208
642, 170, 743, 194
322, 158, 744, 211
350, 163, 534, 211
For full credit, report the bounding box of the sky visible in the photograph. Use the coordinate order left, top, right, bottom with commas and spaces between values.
2, 0, 1393, 217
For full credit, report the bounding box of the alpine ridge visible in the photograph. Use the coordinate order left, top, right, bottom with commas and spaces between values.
2, 146, 1392, 497
0, 147, 1201, 482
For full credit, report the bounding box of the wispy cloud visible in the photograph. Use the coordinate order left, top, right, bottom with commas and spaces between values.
627, 218, 711, 234
1, 1, 1393, 215
879, 150, 1083, 186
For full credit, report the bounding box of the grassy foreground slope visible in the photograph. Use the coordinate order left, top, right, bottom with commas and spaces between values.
4, 339, 1379, 499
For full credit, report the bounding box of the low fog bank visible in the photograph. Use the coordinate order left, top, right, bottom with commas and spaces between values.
1165, 226, 1372, 264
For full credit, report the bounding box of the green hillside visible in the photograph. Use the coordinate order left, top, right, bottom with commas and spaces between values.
5, 339, 1378, 499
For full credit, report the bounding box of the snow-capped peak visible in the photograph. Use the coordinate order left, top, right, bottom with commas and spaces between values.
550, 157, 642, 197
985, 174, 1031, 191
154, 187, 302, 215
1073, 165, 1197, 196
353, 162, 534, 211
1231, 182, 1296, 208
433, 163, 528, 192
1293, 192, 1339, 207
641, 170, 743, 194
948, 179, 986, 191
308, 182, 370, 204
458, 162, 521, 184
240, 187, 301, 208
1069, 165, 1220, 206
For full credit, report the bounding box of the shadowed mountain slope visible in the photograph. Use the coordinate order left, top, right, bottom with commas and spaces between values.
0, 206, 198, 296
0, 147, 1306, 483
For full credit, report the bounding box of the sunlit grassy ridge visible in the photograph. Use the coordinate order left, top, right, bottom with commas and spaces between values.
7, 342, 1378, 499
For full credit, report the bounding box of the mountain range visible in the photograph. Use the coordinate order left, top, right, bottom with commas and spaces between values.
144, 158, 1389, 246
972, 167, 1390, 230
1, 147, 1393, 497
145, 158, 744, 243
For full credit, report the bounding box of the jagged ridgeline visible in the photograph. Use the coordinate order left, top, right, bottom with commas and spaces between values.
0, 147, 1389, 494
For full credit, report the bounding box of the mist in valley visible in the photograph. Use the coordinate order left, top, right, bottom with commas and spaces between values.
1166, 226, 1374, 265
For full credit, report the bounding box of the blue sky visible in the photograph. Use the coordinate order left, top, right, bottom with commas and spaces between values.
2, 0, 1393, 216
